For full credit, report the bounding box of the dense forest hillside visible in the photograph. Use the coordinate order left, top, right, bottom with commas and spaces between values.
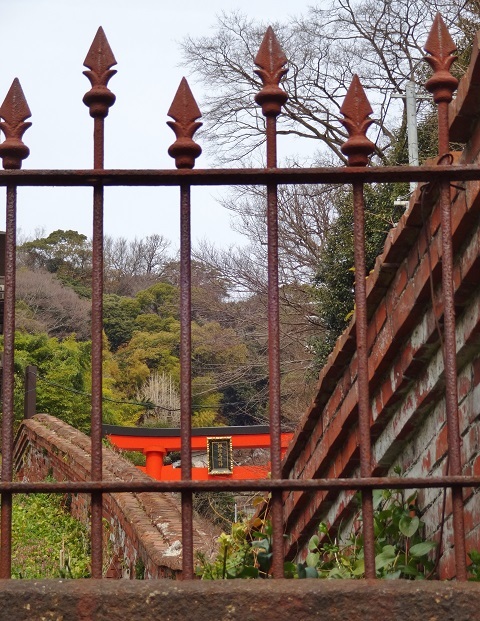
10, 229, 318, 432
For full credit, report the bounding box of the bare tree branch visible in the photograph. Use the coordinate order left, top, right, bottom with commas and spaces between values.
181, 1, 472, 164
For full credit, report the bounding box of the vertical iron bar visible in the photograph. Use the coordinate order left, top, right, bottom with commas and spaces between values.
82, 28, 116, 579
352, 182, 376, 579
340, 74, 376, 579
166, 78, 201, 580
424, 15, 466, 579
265, 115, 284, 579
180, 182, 193, 579
0, 185, 16, 579
437, 101, 467, 581
90, 116, 104, 579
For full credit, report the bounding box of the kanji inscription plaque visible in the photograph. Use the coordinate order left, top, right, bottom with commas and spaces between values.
207, 437, 233, 475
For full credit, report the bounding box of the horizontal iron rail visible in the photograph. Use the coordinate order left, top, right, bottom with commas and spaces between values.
2, 476, 480, 493
0, 165, 480, 186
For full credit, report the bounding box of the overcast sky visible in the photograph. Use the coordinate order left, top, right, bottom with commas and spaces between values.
0, 0, 307, 249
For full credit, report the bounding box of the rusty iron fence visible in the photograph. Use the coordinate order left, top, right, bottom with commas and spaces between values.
1, 14, 480, 582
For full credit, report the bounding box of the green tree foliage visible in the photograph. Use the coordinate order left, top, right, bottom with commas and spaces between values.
114, 327, 181, 393
103, 294, 141, 350
19, 230, 92, 296
102, 279, 255, 426
9, 332, 136, 433
136, 282, 179, 318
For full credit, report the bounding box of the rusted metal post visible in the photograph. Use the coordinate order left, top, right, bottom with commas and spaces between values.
167, 77, 202, 579
340, 75, 377, 579
424, 13, 467, 581
254, 27, 288, 578
0, 78, 31, 579
83, 27, 117, 579
24, 365, 37, 419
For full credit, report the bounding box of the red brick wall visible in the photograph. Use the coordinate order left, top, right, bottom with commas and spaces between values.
14, 414, 213, 579
281, 38, 480, 578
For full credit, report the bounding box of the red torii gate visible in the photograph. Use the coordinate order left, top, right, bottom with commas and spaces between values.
103, 424, 293, 481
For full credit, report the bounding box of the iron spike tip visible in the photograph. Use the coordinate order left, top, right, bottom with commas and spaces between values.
424, 13, 456, 58
424, 13, 457, 103
0, 78, 31, 168
83, 26, 117, 72
0, 78, 32, 125
82, 27, 117, 117
340, 75, 375, 166
254, 27, 287, 73
167, 78, 202, 123
340, 75, 373, 121
254, 27, 288, 116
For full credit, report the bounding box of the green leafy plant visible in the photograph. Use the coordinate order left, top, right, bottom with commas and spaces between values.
197, 487, 438, 580
467, 550, 480, 581
301, 489, 437, 579
10, 492, 91, 579
196, 523, 260, 579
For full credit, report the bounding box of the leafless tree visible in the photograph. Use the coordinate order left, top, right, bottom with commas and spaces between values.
104, 234, 172, 295
181, 0, 473, 164
223, 182, 336, 284
16, 268, 91, 339
193, 180, 337, 347
136, 371, 181, 427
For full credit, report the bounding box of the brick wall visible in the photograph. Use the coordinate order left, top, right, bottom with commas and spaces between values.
281, 36, 480, 578
14, 414, 214, 579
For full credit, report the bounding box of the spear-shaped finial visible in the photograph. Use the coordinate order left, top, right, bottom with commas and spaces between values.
83, 27, 117, 118
254, 27, 288, 117
0, 78, 32, 170
167, 78, 202, 169
424, 13, 458, 104
340, 75, 375, 166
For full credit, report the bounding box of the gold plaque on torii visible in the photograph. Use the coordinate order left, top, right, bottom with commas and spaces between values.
207, 437, 233, 475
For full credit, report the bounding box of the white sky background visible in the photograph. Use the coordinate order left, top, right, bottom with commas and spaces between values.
0, 0, 310, 250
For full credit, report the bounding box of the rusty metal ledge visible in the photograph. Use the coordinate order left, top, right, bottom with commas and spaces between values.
1, 165, 480, 186
0, 580, 479, 621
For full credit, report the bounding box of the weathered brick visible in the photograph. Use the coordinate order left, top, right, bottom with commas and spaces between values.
14, 415, 213, 579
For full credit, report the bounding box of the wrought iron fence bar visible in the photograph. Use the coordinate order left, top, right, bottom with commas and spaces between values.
180, 182, 194, 579
340, 76, 378, 579
267, 175, 284, 579
1, 165, 480, 186
166, 77, 202, 580
254, 26, 289, 579
438, 142, 468, 583
91, 179, 105, 579
82, 26, 118, 579
0, 78, 31, 579
2, 477, 478, 493
424, 15, 467, 581
353, 183, 376, 578
0, 185, 17, 579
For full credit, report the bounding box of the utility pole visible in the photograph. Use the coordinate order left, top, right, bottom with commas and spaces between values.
405, 81, 419, 190
392, 80, 430, 194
